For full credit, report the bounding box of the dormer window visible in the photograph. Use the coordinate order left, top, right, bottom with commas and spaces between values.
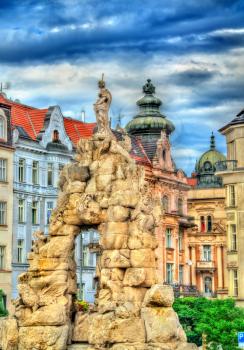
0, 114, 7, 141
53, 130, 59, 142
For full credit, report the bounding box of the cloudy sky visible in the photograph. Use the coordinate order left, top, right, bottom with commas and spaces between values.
0, 0, 244, 174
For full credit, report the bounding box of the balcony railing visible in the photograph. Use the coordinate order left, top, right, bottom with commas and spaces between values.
164, 282, 199, 297
215, 160, 238, 172
196, 260, 215, 269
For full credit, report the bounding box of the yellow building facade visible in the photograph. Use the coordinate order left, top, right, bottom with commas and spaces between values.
216, 109, 244, 306
187, 134, 228, 298
0, 102, 14, 308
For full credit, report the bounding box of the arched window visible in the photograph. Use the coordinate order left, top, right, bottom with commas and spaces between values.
207, 215, 212, 232
53, 130, 59, 142
178, 198, 183, 215
162, 195, 169, 213
0, 115, 6, 140
200, 216, 205, 232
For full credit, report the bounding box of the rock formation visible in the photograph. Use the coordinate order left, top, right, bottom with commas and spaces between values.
0, 81, 197, 350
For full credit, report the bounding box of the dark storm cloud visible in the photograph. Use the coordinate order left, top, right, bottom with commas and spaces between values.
0, 0, 243, 63
171, 68, 217, 86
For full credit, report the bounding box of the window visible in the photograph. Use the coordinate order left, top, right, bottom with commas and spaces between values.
229, 185, 236, 207
0, 246, 5, 269
162, 195, 169, 213
32, 161, 39, 185
204, 276, 212, 294
0, 115, 6, 140
166, 263, 173, 283
0, 159, 7, 182
53, 130, 59, 142
207, 216, 212, 232
233, 270, 238, 297
17, 239, 24, 263
178, 228, 183, 250
0, 202, 7, 225
18, 159, 25, 183
58, 164, 64, 174
47, 163, 53, 186
200, 216, 205, 233
203, 245, 211, 261
166, 228, 172, 248
32, 201, 38, 225
231, 224, 237, 251
47, 202, 53, 224
82, 246, 89, 267
178, 198, 183, 215
18, 199, 25, 223
179, 265, 184, 284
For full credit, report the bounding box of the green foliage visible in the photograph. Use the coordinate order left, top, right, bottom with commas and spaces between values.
0, 289, 8, 317
173, 297, 244, 350
75, 299, 89, 312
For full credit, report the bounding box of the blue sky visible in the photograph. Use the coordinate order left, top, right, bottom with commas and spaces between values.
0, 0, 244, 174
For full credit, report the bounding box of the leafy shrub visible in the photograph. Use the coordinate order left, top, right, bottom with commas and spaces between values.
173, 297, 244, 350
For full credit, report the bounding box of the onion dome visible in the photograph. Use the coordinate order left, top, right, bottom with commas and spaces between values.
125, 79, 175, 160
195, 133, 226, 188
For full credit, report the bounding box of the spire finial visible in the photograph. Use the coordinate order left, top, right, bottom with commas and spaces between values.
143, 79, 155, 95
210, 132, 215, 149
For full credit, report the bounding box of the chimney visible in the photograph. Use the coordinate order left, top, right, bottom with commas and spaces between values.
81, 110, 85, 122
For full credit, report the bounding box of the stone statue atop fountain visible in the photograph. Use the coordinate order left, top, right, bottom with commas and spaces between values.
94, 74, 112, 136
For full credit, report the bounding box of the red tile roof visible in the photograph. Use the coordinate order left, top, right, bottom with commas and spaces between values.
0, 94, 95, 144
187, 177, 197, 187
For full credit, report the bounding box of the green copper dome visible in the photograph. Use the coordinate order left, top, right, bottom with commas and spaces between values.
195, 133, 226, 188
126, 79, 175, 136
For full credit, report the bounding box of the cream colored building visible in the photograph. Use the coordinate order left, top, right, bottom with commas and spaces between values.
0, 102, 14, 308
188, 134, 228, 298
216, 109, 244, 306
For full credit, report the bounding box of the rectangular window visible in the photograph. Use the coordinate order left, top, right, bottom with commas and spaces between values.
179, 265, 184, 284
58, 164, 64, 174
231, 224, 237, 251
233, 270, 238, 297
0, 246, 5, 269
166, 228, 172, 248
200, 216, 205, 233
32, 201, 38, 225
17, 239, 24, 263
178, 228, 183, 250
178, 198, 183, 215
47, 163, 53, 186
18, 199, 25, 223
166, 263, 173, 283
32, 161, 39, 185
82, 246, 89, 267
46, 201, 53, 224
203, 245, 211, 261
18, 158, 25, 183
0, 159, 7, 182
229, 185, 236, 207
0, 202, 7, 225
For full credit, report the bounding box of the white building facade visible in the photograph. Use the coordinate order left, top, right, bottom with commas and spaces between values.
1, 97, 97, 303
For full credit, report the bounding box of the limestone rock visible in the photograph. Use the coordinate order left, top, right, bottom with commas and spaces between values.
67, 164, 90, 182
100, 233, 128, 250
130, 249, 156, 268
101, 250, 130, 268
141, 307, 186, 343
66, 181, 86, 194
52, 224, 80, 237
104, 222, 129, 235
88, 312, 113, 345
39, 236, 74, 258
123, 268, 157, 287
128, 232, 158, 250
72, 313, 89, 342
109, 317, 145, 343
176, 344, 198, 350
18, 304, 67, 326
18, 325, 69, 350
107, 206, 130, 222
0, 318, 18, 350
109, 190, 139, 208
143, 284, 174, 307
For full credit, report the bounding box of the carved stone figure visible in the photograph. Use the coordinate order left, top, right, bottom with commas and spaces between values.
94, 76, 112, 136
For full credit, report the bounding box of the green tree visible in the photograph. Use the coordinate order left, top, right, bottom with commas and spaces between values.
0, 289, 8, 317
173, 297, 244, 350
